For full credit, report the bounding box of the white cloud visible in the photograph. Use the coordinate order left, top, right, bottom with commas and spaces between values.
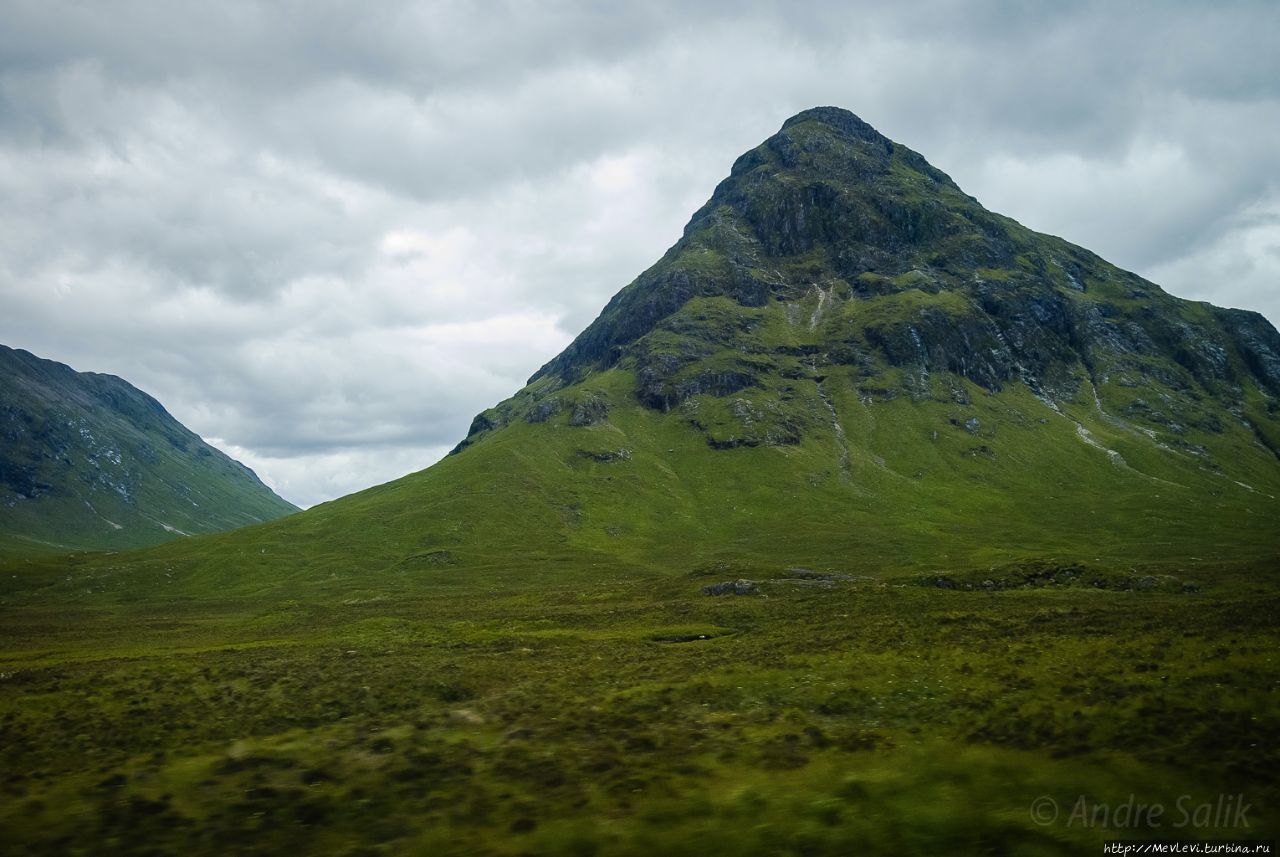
209, 438, 455, 510
1147, 201, 1280, 323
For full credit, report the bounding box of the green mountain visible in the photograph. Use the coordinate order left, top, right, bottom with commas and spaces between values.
0, 344, 297, 553
37, 105, 1277, 599
441, 106, 1280, 564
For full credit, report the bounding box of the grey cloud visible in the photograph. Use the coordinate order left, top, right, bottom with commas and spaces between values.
0, 1, 725, 97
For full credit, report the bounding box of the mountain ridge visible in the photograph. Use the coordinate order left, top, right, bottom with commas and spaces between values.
0, 343, 298, 553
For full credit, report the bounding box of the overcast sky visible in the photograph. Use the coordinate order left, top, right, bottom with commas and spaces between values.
2, 1, 1278, 508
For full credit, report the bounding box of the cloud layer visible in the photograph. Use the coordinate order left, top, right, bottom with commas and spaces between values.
3, 0, 1277, 506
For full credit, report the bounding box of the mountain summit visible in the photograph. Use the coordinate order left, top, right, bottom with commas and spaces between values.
25, 107, 1280, 592
473, 105, 1280, 453
433, 105, 1279, 573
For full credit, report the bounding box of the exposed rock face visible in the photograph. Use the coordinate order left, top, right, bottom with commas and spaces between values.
1225, 309, 1280, 391
526, 398, 564, 424
568, 397, 609, 426
702, 579, 759, 596
575, 448, 631, 463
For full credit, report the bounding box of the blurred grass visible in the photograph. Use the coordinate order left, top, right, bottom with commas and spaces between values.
1, 563, 1275, 855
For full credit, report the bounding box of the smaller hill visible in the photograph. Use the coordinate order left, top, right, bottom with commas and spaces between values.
0, 344, 297, 553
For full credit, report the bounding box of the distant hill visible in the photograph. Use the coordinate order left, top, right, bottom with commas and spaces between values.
0, 344, 297, 553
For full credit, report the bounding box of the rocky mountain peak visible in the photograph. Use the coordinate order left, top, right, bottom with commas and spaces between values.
471, 108, 1280, 465
779, 105, 886, 141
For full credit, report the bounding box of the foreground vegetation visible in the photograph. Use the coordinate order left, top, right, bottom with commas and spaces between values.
1, 556, 1276, 855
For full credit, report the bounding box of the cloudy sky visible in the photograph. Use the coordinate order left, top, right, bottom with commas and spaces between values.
2, 1, 1278, 508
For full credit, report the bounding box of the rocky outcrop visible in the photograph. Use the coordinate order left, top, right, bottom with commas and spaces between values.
702, 579, 759, 596
568, 397, 609, 426
525, 398, 564, 423
1222, 308, 1280, 392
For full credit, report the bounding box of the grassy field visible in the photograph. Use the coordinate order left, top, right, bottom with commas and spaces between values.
1, 555, 1276, 855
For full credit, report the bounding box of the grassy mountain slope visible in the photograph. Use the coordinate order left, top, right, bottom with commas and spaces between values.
0, 344, 297, 554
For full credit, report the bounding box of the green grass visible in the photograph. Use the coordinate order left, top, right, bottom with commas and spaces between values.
1, 565, 1276, 855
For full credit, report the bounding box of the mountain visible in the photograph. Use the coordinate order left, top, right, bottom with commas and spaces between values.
0, 344, 297, 553
11, 106, 1280, 596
